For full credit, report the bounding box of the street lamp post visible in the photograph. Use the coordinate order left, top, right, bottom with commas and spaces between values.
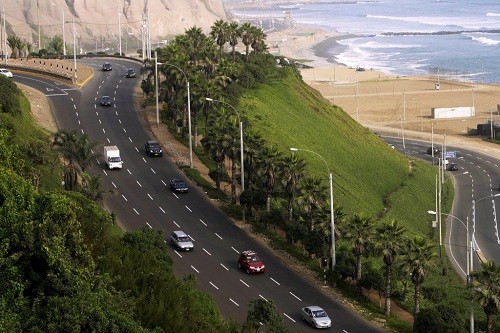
206, 98, 244, 194
290, 148, 335, 271
154, 51, 159, 127
37, 0, 40, 52
478, 58, 484, 85
156, 61, 193, 168
428, 193, 500, 333
71, 17, 77, 83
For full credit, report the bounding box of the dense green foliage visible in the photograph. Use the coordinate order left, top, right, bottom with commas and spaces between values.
0, 74, 239, 333
148, 21, 499, 332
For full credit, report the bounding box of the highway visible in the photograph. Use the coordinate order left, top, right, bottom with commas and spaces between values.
14, 59, 385, 332
384, 136, 500, 278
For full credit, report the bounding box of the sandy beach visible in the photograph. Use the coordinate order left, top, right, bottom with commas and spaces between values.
264, 25, 500, 159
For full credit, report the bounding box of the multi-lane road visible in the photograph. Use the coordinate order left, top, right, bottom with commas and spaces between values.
14, 59, 386, 332
384, 136, 500, 278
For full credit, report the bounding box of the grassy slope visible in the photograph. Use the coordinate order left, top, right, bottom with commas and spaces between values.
240, 72, 412, 216
0, 93, 62, 191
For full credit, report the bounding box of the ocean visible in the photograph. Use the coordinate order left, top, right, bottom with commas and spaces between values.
225, 0, 500, 84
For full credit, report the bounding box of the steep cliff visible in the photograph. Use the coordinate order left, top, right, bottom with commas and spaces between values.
1, 0, 227, 53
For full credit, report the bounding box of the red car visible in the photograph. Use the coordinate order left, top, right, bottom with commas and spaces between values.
238, 250, 266, 274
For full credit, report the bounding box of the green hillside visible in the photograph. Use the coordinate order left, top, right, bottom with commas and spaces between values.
240, 71, 410, 216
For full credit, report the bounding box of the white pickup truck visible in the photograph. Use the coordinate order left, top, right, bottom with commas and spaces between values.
103, 145, 123, 169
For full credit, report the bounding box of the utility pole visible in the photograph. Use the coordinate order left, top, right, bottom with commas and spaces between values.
37, 0, 41, 51
117, 0, 122, 56
2, 8, 5, 64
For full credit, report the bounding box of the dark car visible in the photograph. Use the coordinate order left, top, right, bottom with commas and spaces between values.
448, 163, 458, 171
102, 62, 112, 71
144, 140, 162, 156
125, 68, 136, 78
427, 147, 440, 155
100, 95, 112, 106
170, 178, 188, 193
238, 250, 266, 274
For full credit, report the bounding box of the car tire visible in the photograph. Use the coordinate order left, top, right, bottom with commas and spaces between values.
246, 268, 251, 274
238, 262, 241, 269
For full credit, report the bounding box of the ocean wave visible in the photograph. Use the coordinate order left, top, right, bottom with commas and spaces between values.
365, 14, 496, 30
464, 34, 500, 46
486, 12, 500, 17
358, 40, 422, 49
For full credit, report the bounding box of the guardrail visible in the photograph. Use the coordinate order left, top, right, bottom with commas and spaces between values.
6, 58, 77, 82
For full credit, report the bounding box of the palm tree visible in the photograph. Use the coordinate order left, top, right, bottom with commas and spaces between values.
227, 22, 241, 61
210, 19, 228, 58
7, 35, 20, 58
297, 176, 327, 232
471, 261, 500, 333
374, 219, 406, 316
73, 134, 102, 172
256, 145, 282, 212
343, 213, 375, 284
400, 236, 437, 317
280, 153, 306, 223
241, 132, 265, 213
17, 39, 26, 58
250, 27, 267, 54
240, 22, 254, 60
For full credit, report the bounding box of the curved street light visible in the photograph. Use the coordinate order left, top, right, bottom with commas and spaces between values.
205, 97, 244, 195
155, 57, 193, 168
428, 193, 500, 333
290, 147, 335, 271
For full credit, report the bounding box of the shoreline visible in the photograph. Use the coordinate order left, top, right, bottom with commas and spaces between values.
263, 25, 499, 159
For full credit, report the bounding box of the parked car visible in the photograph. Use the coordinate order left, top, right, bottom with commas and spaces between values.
169, 178, 188, 193
0, 68, 13, 78
301, 306, 332, 329
170, 230, 194, 251
125, 68, 136, 78
448, 163, 458, 171
100, 95, 112, 106
427, 147, 440, 155
102, 62, 112, 71
144, 140, 162, 156
238, 250, 266, 274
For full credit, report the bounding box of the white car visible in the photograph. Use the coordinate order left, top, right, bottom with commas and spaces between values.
0, 68, 13, 78
170, 230, 194, 251
301, 306, 332, 329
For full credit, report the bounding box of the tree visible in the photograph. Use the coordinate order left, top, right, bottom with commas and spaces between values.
244, 298, 289, 333
343, 213, 375, 285
240, 22, 254, 60
400, 236, 437, 318
48, 35, 64, 56
256, 146, 282, 213
280, 153, 306, 223
297, 176, 327, 232
471, 260, 500, 333
6, 35, 20, 58
227, 22, 241, 61
210, 19, 228, 58
374, 219, 406, 316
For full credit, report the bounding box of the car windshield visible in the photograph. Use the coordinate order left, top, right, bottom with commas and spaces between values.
109, 157, 121, 162
148, 142, 160, 147
248, 255, 261, 263
313, 310, 327, 318
178, 236, 191, 242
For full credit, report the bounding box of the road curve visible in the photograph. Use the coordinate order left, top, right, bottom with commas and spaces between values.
15, 60, 386, 333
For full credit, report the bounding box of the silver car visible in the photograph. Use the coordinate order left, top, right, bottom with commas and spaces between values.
170, 230, 194, 251
301, 306, 332, 329
0, 68, 13, 78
